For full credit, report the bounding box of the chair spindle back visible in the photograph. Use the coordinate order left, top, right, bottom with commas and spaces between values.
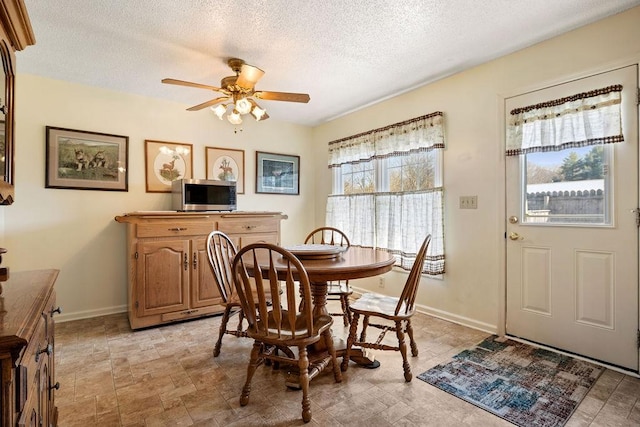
395, 235, 431, 316
206, 231, 237, 303
233, 243, 314, 340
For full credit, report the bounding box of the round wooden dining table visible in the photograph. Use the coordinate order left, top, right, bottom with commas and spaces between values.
278, 245, 396, 384
282, 245, 395, 316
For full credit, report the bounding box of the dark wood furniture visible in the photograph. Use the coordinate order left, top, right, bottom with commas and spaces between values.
0, 270, 60, 426
250, 245, 395, 387
0, 0, 36, 205
304, 227, 352, 326
343, 235, 431, 381
114, 211, 286, 329
233, 243, 342, 424
206, 231, 245, 357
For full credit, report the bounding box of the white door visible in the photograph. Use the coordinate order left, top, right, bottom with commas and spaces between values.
506, 65, 639, 371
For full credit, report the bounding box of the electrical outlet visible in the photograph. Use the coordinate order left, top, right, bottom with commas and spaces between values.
378, 277, 385, 288
460, 196, 478, 209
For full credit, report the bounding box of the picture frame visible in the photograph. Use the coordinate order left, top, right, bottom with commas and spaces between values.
205, 146, 245, 194
256, 151, 300, 195
45, 126, 129, 191
144, 140, 193, 193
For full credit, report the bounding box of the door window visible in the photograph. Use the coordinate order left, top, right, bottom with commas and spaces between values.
523, 144, 612, 225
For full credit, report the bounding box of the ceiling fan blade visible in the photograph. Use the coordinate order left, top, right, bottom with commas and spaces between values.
235, 64, 265, 89
186, 97, 228, 111
162, 78, 222, 92
254, 91, 310, 103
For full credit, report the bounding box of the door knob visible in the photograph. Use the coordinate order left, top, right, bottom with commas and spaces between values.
509, 232, 523, 241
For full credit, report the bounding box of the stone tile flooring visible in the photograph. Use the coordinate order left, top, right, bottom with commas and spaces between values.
55, 305, 640, 426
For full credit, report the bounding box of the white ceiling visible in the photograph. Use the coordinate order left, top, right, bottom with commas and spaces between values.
17, 0, 640, 126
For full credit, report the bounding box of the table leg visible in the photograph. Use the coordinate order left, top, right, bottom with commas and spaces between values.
283, 281, 379, 388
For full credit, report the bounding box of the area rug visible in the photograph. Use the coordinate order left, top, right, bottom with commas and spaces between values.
417, 335, 603, 427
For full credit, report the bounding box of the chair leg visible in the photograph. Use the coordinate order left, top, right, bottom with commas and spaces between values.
395, 320, 412, 382
240, 341, 262, 406
236, 309, 245, 333
339, 295, 350, 327
299, 346, 312, 423
406, 319, 418, 357
323, 329, 342, 383
342, 312, 360, 372
213, 305, 232, 357
359, 315, 369, 342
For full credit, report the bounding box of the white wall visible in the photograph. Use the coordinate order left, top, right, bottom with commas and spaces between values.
312, 6, 640, 333
4, 75, 314, 320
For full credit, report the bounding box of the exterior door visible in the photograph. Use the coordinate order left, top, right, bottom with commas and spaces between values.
506, 65, 639, 371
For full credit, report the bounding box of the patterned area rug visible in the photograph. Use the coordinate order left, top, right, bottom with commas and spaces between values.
417, 335, 603, 427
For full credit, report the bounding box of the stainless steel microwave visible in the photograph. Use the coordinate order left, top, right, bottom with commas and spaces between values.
171, 179, 237, 212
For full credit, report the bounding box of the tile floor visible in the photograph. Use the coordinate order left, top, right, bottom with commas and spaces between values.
55, 304, 640, 426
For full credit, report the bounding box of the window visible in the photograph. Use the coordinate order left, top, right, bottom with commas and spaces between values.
507, 84, 622, 227
326, 113, 445, 275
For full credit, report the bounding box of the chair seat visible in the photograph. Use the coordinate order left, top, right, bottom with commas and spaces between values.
251, 312, 334, 345
351, 292, 411, 319
327, 281, 352, 295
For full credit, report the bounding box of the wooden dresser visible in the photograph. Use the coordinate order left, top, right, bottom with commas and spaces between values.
115, 211, 287, 329
0, 270, 60, 427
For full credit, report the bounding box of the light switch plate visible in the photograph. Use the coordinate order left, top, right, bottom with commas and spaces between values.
460, 196, 478, 209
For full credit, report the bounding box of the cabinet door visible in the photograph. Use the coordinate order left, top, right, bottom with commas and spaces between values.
136, 240, 190, 316
191, 238, 222, 308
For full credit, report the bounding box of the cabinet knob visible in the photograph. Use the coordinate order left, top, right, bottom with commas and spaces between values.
51, 306, 62, 317
35, 344, 53, 362
50, 381, 60, 391
193, 252, 197, 269
169, 227, 187, 232
184, 253, 188, 270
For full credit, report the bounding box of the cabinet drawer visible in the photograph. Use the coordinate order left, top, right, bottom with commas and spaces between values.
137, 222, 215, 238
218, 218, 278, 235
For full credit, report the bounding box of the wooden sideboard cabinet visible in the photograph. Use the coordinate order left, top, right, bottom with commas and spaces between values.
115, 211, 287, 329
0, 270, 60, 427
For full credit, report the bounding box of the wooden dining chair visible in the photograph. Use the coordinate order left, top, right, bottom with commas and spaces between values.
233, 242, 342, 423
304, 226, 352, 326
206, 231, 246, 357
342, 235, 431, 382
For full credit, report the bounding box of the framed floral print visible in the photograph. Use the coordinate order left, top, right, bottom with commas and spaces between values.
144, 140, 193, 193
205, 146, 245, 194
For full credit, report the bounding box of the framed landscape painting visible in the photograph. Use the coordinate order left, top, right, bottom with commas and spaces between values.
45, 126, 129, 191
145, 140, 193, 192
205, 146, 245, 194
256, 151, 299, 195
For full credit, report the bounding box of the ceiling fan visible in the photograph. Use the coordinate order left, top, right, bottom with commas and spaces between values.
162, 58, 310, 124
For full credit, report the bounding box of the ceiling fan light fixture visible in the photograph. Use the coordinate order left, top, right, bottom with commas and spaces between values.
211, 104, 227, 119
251, 105, 266, 121
227, 110, 243, 125
235, 98, 252, 115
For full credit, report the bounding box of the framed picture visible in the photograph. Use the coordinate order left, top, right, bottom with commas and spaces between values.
145, 140, 193, 193
256, 151, 300, 195
205, 146, 245, 194
45, 126, 129, 191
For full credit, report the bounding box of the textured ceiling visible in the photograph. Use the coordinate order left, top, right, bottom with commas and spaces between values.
17, 0, 640, 126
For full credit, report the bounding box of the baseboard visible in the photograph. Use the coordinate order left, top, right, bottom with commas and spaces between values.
350, 286, 498, 335
56, 305, 127, 323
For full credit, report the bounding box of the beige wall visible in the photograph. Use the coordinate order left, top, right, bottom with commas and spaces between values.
5, 75, 314, 320
312, 6, 640, 332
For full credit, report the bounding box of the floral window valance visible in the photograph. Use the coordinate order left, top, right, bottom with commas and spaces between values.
328, 111, 444, 167
506, 85, 623, 156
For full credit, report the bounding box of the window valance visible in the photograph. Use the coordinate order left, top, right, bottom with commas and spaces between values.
506, 85, 623, 156
328, 112, 444, 167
